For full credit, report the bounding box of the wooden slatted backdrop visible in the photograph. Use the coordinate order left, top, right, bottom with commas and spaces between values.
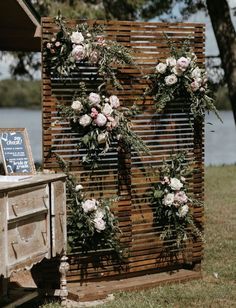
42, 18, 205, 283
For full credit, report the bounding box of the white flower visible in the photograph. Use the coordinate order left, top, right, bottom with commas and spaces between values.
169, 178, 183, 191
71, 45, 85, 61
172, 66, 183, 76
191, 67, 202, 79
75, 184, 83, 191
109, 95, 120, 108
71, 100, 83, 111
70, 31, 84, 44
155, 62, 167, 74
94, 217, 106, 232
165, 74, 178, 86
82, 199, 97, 213
166, 57, 176, 67
176, 56, 190, 71
102, 103, 113, 116
94, 113, 107, 127
97, 133, 107, 144
79, 114, 92, 127
88, 92, 101, 105
163, 193, 175, 207
94, 209, 105, 219
178, 204, 189, 217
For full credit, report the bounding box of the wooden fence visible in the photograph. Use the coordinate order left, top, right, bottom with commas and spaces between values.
41, 18, 204, 283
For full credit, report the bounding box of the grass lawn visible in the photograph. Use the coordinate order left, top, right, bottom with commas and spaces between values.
41, 165, 236, 308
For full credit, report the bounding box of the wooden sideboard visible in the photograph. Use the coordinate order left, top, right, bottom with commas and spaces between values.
0, 173, 68, 305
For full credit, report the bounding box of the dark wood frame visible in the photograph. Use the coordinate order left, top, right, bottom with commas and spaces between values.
0, 128, 36, 175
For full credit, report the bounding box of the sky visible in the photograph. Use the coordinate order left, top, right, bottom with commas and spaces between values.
1, 0, 236, 79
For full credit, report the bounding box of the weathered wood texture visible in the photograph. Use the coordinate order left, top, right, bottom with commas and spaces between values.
41, 18, 205, 282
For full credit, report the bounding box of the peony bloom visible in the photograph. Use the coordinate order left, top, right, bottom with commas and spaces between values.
75, 184, 83, 191
70, 31, 84, 44
190, 80, 200, 92
176, 56, 190, 72
90, 107, 99, 118
109, 95, 120, 109
170, 178, 183, 191
97, 132, 107, 144
94, 217, 106, 232
82, 199, 97, 213
166, 57, 177, 67
165, 74, 178, 86
155, 62, 167, 74
174, 191, 188, 204
71, 45, 85, 61
94, 113, 107, 127
102, 103, 113, 116
71, 100, 83, 111
79, 114, 92, 127
178, 204, 189, 217
163, 193, 175, 207
88, 92, 101, 105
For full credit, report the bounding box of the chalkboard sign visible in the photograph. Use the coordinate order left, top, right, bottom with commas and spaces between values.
0, 128, 36, 175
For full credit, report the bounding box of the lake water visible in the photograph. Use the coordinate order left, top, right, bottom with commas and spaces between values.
0, 108, 235, 166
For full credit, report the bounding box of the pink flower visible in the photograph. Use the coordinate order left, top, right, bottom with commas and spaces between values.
89, 50, 100, 64
46, 42, 52, 49
174, 191, 188, 204
97, 36, 106, 46
88, 92, 101, 105
90, 107, 99, 118
94, 113, 107, 127
55, 41, 61, 47
109, 95, 120, 108
190, 80, 200, 92
71, 45, 85, 61
176, 57, 190, 72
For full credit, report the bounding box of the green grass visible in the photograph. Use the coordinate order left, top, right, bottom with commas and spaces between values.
41, 165, 236, 308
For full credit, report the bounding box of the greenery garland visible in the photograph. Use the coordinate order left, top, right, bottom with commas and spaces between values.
145, 36, 221, 121
57, 82, 149, 168
44, 14, 133, 88
56, 155, 123, 257
151, 152, 204, 251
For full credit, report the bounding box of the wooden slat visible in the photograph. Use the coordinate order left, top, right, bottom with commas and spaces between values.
42, 18, 204, 283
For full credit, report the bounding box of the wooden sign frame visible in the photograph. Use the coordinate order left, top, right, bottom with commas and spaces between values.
0, 128, 36, 175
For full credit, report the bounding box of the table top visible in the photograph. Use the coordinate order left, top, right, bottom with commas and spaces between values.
0, 173, 66, 192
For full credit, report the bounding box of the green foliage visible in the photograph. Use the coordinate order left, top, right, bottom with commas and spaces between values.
56, 155, 123, 257
151, 152, 203, 250
57, 82, 148, 168
44, 14, 133, 87
145, 36, 221, 122
0, 79, 40, 108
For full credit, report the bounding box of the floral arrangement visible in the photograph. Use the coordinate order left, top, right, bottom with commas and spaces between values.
145, 36, 220, 121
44, 14, 133, 88
151, 152, 203, 250
58, 83, 148, 168
56, 155, 122, 256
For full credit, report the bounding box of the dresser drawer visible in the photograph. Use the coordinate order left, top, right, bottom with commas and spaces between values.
8, 185, 49, 220
8, 212, 49, 266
